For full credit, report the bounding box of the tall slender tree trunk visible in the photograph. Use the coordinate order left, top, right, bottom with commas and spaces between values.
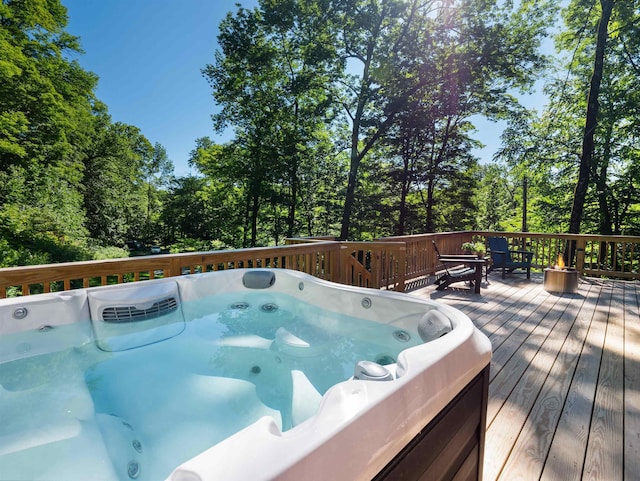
597, 122, 614, 236
396, 161, 410, 236
250, 193, 259, 247
568, 0, 613, 235
425, 175, 436, 233
340, 155, 359, 240
286, 158, 298, 239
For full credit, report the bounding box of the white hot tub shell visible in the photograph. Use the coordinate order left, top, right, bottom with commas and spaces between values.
0, 269, 492, 481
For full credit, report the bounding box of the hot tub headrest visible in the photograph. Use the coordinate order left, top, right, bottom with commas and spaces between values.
243, 271, 276, 289
418, 310, 453, 342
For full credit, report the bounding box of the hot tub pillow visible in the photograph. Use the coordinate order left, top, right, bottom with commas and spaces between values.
417, 309, 453, 342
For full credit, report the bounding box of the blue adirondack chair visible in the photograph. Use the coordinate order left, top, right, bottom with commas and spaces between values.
487, 237, 533, 279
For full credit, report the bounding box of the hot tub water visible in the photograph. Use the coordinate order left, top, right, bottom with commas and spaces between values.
1, 291, 424, 481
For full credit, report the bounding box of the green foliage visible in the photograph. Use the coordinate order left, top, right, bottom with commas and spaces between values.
9, 0, 632, 268
90, 245, 130, 260
168, 238, 229, 254
197, 0, 553, 243
495, 0, 640, 236
0, 0, 175, 266
462, 241, 485, 255
202, 1, 343, 245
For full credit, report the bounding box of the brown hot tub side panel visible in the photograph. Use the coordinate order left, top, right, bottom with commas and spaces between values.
373, 365, 490, 481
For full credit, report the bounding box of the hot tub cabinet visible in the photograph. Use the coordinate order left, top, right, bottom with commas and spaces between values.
374, 366, 489, 481
0, 269, 491, 481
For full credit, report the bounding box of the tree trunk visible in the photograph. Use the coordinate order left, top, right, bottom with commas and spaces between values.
425, 175, 436, 233
396, 156, 411, 236
287, 163, 298, 239
340, 156, 358, 240
597, 132, 613, 236
568, 0, 613, 235
250, 192, 259, 247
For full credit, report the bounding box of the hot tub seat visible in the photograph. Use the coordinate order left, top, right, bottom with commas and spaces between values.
0, 374, 117, 481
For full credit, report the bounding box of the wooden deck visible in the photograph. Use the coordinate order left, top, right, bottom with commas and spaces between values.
410, 273, 640, 481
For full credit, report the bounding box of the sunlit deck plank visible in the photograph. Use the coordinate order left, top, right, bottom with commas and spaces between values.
482, 287, 582, 481
582, 281, 625, 480
494, 281, 596, 481
539, 281, 611, 481
409, 274, 639, 481
624, 281, 640, 481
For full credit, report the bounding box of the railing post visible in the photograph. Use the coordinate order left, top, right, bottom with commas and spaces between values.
336, 243, 349, 286
370, 248, 380, 289
396, 245, 406, 292
168, 256, 182, 277
576, 238, 586, 276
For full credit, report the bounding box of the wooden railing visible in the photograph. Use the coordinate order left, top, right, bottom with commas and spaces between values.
380, 231, 640, 281
376, 232, 475, 281
0, 242, 342, 298
2, 231, 639, 298
474, 231, 640, 280
285, 238, 407, 291
338, 242, 406, 291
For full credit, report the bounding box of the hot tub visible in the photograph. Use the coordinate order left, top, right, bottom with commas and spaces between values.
0, 269, 491, 481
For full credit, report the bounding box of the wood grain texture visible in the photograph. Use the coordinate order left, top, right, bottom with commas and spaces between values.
624, 282, 640, 481
410, 274, 638, 481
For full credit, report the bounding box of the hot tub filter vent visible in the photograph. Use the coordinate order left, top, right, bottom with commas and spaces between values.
101, 297, 178, 323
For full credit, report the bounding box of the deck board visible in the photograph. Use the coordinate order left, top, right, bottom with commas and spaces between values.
496, 282, 595, 481
583, 282, 624, 481
624, 282, 640, 481
409, 274, 640, 481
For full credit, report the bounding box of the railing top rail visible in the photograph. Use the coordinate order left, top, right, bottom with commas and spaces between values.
376, 232, 474, 241
285, 236, 337, 243
0, 241, 342, 275
341, 241, 407, 248
0, 241, 340, 272
377, 231, 640, 242
472, 231, 640, 242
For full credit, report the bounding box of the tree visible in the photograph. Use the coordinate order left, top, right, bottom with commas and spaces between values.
510, 0, 640, 238
334, 0, 554, 239
202, 0, 553, 241
82, 115, 155, 245
203, 0, 338, 246
0, 0, 97, 263
0, 0, 169, 264
567, 0, 615, 235
141, 142, 174, 242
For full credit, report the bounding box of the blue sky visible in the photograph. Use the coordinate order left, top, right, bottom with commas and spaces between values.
63, 1, 548, 177
64, 0, 259, 177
